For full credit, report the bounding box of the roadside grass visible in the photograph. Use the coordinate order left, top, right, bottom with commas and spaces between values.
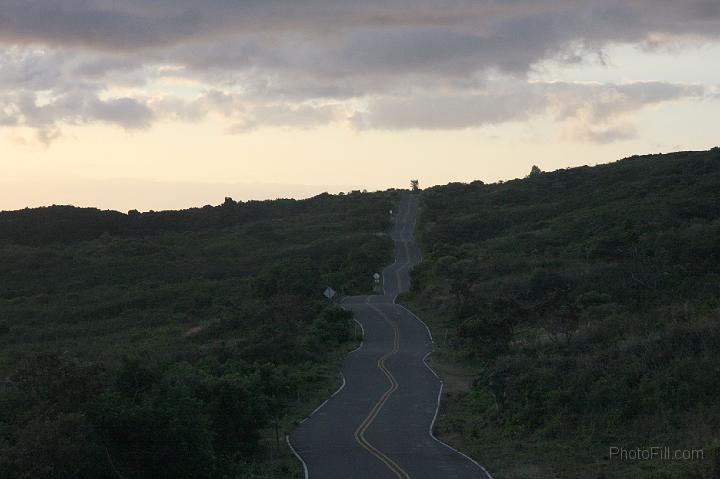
400, 299, 715, 479
404, 150, 720, 479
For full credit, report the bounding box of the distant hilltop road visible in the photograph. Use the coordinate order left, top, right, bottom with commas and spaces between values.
288, 194, 493, 479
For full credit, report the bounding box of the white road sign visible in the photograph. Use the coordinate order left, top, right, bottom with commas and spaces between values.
323, 286, 336, 299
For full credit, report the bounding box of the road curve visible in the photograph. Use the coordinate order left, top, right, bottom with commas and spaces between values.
289, 194, 493, 479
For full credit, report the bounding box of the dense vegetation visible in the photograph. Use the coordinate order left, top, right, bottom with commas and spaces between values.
405, 149, 720, 479
0, 191, 394, 478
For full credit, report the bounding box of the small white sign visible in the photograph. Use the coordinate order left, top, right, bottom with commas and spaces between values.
323, 286, 336, 299
373, 273, 381, 283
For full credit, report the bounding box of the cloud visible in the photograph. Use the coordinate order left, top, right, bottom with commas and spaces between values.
352, 90, 542, 130
231, 103, 346, 132
574, 123, 638, 144
0, 89, 154, 142
1, 1, 719, 53
352, 81, 705, 142
87, 97, 154, 129
0, 1, 718, 141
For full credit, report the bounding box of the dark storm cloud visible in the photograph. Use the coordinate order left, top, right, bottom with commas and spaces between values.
2, 1, 719, 57
135, 2, 717, 84
0, 1, 204, 50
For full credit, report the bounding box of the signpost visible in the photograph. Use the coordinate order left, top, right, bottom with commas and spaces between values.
323, 286, 336, 301
373, 273, 381, 292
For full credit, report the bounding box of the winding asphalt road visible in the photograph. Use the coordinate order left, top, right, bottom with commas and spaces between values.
288, 195, 493, 479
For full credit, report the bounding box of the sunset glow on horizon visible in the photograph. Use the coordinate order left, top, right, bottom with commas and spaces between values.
1, 2, 719, 211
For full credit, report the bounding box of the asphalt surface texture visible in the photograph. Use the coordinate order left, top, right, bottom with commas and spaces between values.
289, 194, 493, 479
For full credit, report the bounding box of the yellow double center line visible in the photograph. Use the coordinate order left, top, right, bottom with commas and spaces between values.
353, 302, 410, 479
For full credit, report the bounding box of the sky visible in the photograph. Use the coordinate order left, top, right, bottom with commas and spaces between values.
1, 1, 719, 211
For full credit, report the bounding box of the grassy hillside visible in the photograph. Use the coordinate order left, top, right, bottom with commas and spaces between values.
404, 149, 720, 479
0, 191, 395, 479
